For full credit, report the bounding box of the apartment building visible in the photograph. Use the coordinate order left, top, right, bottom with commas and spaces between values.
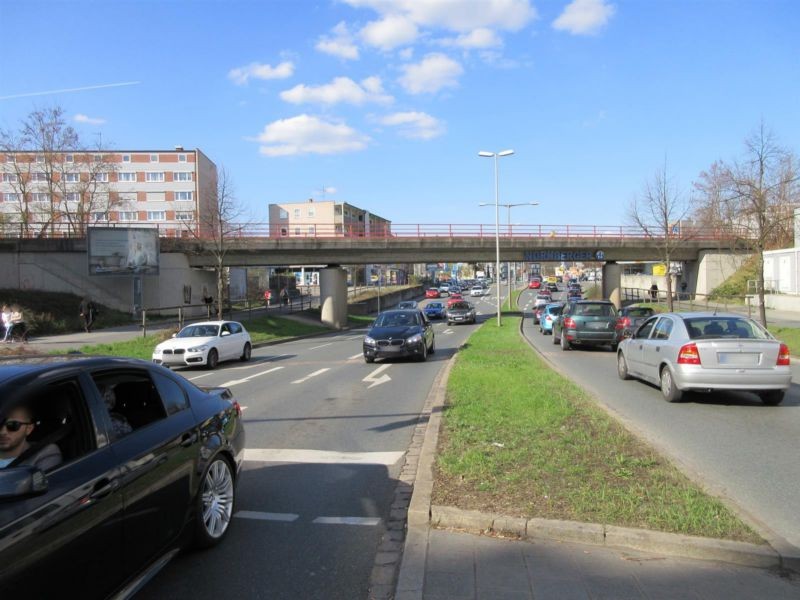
0, 147, 217, 237
268, 199, 391, 237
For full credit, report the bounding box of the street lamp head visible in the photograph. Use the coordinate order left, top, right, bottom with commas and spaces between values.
498, 149, 515, 157
478, 151, 494, 157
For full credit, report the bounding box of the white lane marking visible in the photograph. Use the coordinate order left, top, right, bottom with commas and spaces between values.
362, 364, 391, 389
224, 354, 293, 372
235, 511, 299, 522
442, 329, 454, 335
348, 353, 364, 360
240, 406, 248, 411
220, 366, 284, 387
309, 342, 333, 350
187, 373, 215, 381
291, 367, 330, 384
244, 448, 405, 465
312, 516, 381, 526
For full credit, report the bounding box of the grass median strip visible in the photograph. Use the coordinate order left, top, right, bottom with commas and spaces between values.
433, 317, 762, 543
58, 314, 329, 360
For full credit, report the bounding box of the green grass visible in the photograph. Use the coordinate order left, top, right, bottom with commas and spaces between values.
770, 326, 800, 356
709, 255, 758, 300
0, 288, 134, 335
433, 317, 762, 543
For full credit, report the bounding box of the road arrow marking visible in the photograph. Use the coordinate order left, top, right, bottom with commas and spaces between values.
291, 368, 330, 384
443, 329, 454, 335
221, 366, 284, 387
362, 364, 391, 389
348, 353, 364, 360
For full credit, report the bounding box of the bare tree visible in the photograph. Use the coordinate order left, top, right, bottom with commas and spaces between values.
694, 123, 799, 326
629, 159, 692, 311
182, 166, 247, 319
0, 106, 117, 238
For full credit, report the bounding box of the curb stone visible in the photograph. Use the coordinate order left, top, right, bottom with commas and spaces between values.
394, 293, 793, 600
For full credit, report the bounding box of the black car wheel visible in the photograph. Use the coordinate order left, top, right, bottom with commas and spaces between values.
660, 367, 683, 403
561, 334, 571, 351
617, 352, 631, 380
553, 328, 559, 344
364, 354, 375, 364
194, 456, 235, 548
240, 343, 251, 362
759, 390, 785, 406
206, 348, 219, 369
429, 337, 436, 354
417, 341, 428, 362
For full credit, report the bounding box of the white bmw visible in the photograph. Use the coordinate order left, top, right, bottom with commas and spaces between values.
152, 320, 252, 369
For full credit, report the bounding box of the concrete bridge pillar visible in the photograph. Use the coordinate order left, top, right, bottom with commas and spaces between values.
602, 262, 622, 309
320, 266, 348, 330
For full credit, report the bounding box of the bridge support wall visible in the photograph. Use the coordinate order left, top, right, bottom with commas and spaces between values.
602, 262, 623, 309
691, 251, 751, 296
320, 266, 348, 330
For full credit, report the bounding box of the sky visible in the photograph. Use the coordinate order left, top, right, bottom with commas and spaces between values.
1, 0, 798, 228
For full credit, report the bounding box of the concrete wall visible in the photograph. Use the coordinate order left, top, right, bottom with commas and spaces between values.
348, 286, 425, 315
694, 251, 750, 296
0, 249, 214, 314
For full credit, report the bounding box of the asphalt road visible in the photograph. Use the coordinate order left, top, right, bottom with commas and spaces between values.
518, 288, 800, 553
137, 286, 502, 599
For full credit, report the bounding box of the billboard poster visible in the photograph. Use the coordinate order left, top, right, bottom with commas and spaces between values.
88, 227, 160, 276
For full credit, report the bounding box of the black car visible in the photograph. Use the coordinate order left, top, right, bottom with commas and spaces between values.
446, 301, 477, 325
363, 310, 435, 363
0, 356, 245, 599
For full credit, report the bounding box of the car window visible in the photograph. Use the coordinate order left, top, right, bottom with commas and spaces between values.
2, 376, 96, 472
573, 303, 616, 317
178, 324, 219, 337
221, 323, 232, 335
683, 317, 770, 340
636, 317, 658, 339
151, 372, 189, 415
229, 322, 243, 334
627, 307, 655, 318
91, 371, 168, 441
651, 317, 674, 340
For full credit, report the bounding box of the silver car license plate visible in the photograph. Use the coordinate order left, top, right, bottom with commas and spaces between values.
718, 352, 760, 366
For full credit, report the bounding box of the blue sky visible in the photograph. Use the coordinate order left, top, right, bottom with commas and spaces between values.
1, 0, 798, 228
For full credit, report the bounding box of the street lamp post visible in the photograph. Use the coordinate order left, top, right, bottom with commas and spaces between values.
479, 150, 514, 326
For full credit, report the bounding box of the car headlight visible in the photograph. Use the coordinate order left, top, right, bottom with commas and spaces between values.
407, 334, 423, 344
364, 336, 376, 346
187, 345, 208, 353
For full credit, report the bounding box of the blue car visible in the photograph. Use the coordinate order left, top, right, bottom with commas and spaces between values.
539, 303, 564, 335
424, 301, 446, 319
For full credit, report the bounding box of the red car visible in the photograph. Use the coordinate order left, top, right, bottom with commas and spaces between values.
425, 288, 441, 299
528, 278, 542, 289
446, 293, 464, 307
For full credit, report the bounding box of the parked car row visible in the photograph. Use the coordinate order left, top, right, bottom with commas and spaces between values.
531, 290, 791, 406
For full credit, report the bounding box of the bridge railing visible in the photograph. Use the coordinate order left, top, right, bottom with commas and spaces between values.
0, 221, 750, 241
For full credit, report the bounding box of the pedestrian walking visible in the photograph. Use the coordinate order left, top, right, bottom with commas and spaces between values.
281, 287, 289, 306
1, 305, 10, 341
649, 283, 659, 301
3, 306, 25, 342
79, 297, 98, 332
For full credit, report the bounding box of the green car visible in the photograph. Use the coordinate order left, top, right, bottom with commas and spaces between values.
553, 300, 618, 351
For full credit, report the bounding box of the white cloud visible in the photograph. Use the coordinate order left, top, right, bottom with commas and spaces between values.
399, 53, 463, 94
280, 76, 393, 105
553, 0, 615, 35
316, 21, 360, 60
399, 47, 415, 60
344, 0, 535, 33
439, 27, 503, 49
228, 61, 294, 85
256, 115, 369, 156
74, 114, 106, 125
379, 111, 445, 139
360, 14, 419, 50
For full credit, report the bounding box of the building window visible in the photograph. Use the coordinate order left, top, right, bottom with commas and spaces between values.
31, 193, 50, 203
119, 211, 138, 221
2, 173, 18, 183
175, 191, 193, 201
31, 172, 47, 182
3, 193, 20, 202
280, 227, 288, 236
65, 154, 74, 163
173, 172, 192, 181
308, 207, 315, 217
92, 172, 109, 182
65, 192, 80, 203
178, 154, 187, 162
147, 211, 166, 221
175, 211, 194, 221
293, 208, 300, 218
64, 172, 80, 183
294, 227, 301, 235
6, 154, 15, 163
35, 154, 44, 163
279, 209, 289, 219
118, 172, 136, 182
150, 154, 159, 162
93, 154, 102, 162
145, 172, 165, 182
92, 212, 108, 222
122, 154, 131, 162
308, 225, 315, 234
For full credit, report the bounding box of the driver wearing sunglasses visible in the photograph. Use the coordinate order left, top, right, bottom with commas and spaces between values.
0, 405, 62, 471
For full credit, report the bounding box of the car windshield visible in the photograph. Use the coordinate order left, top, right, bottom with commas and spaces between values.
625, 307, 655, 317
177, 324, 220, 337
546, 305, 563, 315
683, 317, 772, 340
427, 302, 443, 309
449, 302, 471, 310
398, 302, 416, 309
374, 312, 417, 327
572, 303, 617, 317
536, 294, 550, 300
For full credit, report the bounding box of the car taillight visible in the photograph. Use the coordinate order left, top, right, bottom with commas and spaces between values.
545, 315, 552, 322
563, 317, 576, 329
777, 343, 790, 366
615, 316, 631, 330
677, 343, 701, 365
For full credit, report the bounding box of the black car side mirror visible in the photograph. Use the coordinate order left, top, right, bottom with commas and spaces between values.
0, 465, 48, 500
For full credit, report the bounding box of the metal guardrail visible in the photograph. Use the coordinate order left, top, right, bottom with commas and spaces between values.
621, 287, 754, 318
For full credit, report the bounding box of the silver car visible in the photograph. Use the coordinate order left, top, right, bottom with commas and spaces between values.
616, 312, 791, 405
